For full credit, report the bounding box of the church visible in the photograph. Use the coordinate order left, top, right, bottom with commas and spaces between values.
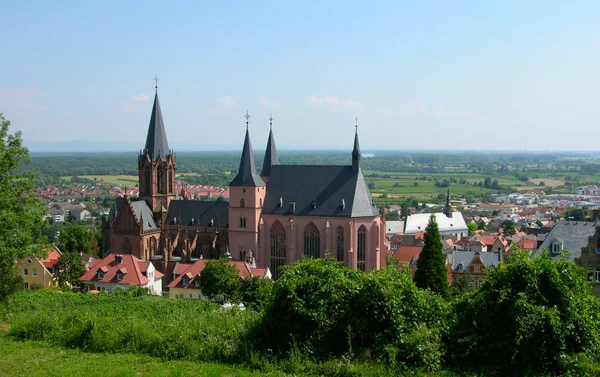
102, 86, 385, 286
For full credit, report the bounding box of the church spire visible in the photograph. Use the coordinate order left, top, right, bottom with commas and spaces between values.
230, 111, 265, 187
444, 187, 452, 218
261, 114, 280, 180
144, 78, 170, 161
352, 118, 361, 173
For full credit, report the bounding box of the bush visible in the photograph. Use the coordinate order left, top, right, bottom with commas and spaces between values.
449, 250, 600, 375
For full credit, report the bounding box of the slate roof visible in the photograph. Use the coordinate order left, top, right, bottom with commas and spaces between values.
535, 220, 597, 261
261, 165, 380, 218
452, 251, 501, 272
113, 197, 157, 232
385, 220, 405, 236
144, 91, 170, 161
165, 200, 229, 227
230, 129, 265, 187
260, 127, 280, 178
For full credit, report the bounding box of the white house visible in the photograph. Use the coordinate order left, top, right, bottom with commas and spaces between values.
404, 212, 468, 240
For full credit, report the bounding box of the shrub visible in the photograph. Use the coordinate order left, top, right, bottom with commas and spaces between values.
449, 250, 600, 374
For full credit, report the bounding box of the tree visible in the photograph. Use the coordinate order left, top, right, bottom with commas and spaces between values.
56, 251, 86, 288
57, 224, 92, 255
413, 215, 450, 297
452, 273, 474, 295
467, 222, 478, 237
0, 114, 47, 302
197, 258, 242, 298
502, 220, 516, 236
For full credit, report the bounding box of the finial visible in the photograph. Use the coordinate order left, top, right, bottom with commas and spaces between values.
244, 110, 250, 130
269, 114, 273, 130
355, 117, 358, 132
154, 75, 159, 90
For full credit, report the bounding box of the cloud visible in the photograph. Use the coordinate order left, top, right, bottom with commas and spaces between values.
407, 101, 489, 121
305, 95, 365, 111
0, 88, 46, 110
217, 96, 238, 108
132, 94, 149, 102
123, 102, 136, 113
259, 96, 279, 109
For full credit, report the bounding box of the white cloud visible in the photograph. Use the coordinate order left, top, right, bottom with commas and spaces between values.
305, 95, 365, 111
217, 96, 238, 108
132, 94, 149, 102
0, 88, 45, 109
123, 102, 136, 113
259, 96, 279, 109
408, 101, 489, 121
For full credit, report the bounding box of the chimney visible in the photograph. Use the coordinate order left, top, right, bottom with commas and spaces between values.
115, 254, 123, 264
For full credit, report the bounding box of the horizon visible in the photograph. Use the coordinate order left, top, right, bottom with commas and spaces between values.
2, 1, 600, 150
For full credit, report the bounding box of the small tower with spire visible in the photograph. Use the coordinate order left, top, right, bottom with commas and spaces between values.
229, 111, 266, 262
352, 118, 361, 174
444, 187, 452, 218
138, 77, 177, 214
261, 114, 280, 184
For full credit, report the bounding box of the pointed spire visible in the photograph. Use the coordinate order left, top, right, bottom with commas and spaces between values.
444, 187, 452, 218
230, 112, 265, 187
352, 118, 361, 173
261, 114, 280, 178
144, 78, 170, 161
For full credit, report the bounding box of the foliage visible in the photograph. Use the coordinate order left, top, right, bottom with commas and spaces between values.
564, 207, 590, 221
502, 220, 516, 236
467, 222, 477, 237
0, 114, 47, 303
197, 258, 242, 298
57, 224, 93, 255
451, 274, 473, 295
449, 250, 600, 375
413, 216, 450, 297
240, 276, 273, 311
56, 251, 86, 288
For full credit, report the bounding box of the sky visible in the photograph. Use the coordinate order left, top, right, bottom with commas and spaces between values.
1, 1, 599, 151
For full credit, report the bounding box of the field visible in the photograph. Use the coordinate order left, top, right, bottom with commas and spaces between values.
62, 175, 138, 186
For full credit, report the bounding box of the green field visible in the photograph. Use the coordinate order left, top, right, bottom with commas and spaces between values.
61, 175, 138, 186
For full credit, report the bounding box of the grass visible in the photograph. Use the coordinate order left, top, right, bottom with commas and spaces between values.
61, 175, 138, 186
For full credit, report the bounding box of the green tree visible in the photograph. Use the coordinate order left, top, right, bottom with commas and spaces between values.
0, 114, 47, 302
451, 273, 474, 295
450, 250, 600, 374
56, 251, 86, 288
467, 222, 478, 237
197, 258, 242, 298
57, 224, 92, 255
413, 215, 450, 297
502, 220, 516, 236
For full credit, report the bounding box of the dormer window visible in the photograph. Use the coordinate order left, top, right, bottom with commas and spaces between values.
98, 271, 104, 280
552, 242, 561, 254
182, 277, 189, 286
194, 279, 200, 288
116, 272, 123, 281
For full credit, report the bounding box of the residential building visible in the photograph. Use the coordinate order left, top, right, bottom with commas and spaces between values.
451, 251, 501, 288
535, 220, 598, 262
18, 246, 62, 289
577, 224, 600, 297
404, 211, 468, 240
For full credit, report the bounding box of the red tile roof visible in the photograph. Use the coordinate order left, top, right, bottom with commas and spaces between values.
517, 239, 537, 250
79, 254, 163, 285
167, 259, 265, 289
392, 246, 423, 264
39, 247, 61, 269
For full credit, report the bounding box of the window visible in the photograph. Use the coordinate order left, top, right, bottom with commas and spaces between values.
336, 226, 344, 262
594, 269, 600, 283
123, 238, 132, 254
157, 169, 163, 193
23, 268, 28, 276
145, 170, 151, 195
26, 258, 32, 264
116, 272, 123, 281
194, 279, 200, 287
182, 277, 189, 286
473, 264, 480, 273
303, 223, 320, 258
149, 271, 153, 279
168, 168, 173, 193
98, 271, 104, 280
552, 243, 561, 254
240, 199, 245, 208
32, 269, 37, 277
24, 282, 29, 289
243, 218, 247, 228
357, 226, 367, 271
240, 217, 247, 228
270, 221, 287, 279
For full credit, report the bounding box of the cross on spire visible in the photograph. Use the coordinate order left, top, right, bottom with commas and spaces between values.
154, 75, 159, 89
355, 117, 358, 132
269, 114, 273, 129
244, 110, 251, 129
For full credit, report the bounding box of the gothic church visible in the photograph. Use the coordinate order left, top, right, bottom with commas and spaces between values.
103, 87, 385, 286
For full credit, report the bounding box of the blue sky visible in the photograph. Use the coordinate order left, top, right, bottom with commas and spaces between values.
1, 1, 599, 151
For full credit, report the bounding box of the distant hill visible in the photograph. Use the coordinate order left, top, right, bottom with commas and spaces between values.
24, 140, 240, 153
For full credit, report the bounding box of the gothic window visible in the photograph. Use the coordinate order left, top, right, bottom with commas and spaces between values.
259, 198, 263, 207
357, 225, 366, 271
240, 217, 247, 228
336, 226, 344, 262
123, 237, 132, 254
145, 170, 151, 195
243, 218, 247, 228
157, 169, 163, 194
270, 221, 286, 279
149, 237, 157, 257
240, 199, 245, 208
168, 168, 173, 193
303, 223, 320, 258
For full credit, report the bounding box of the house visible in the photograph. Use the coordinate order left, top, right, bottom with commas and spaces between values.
18, 246, 62, 289
46, 207, 66, 223
577, 224, 600, 297
79, 254, 163, 295
385, 220, 405, 237
404, 211, 468, 240
71, 207, 91, 221
535, 220, 598, 262
167, 258, 271, 299
451, 251, 501, 288
391, 245, 422, 274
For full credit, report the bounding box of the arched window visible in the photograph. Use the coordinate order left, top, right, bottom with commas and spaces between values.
243, 218, 247, 228
156, 169, 163, 194
303, 223, 320, 258
240, 198, 245, 208
168, 168, 173, 193
259, 198, 263, 207
149, 237, 157, 257
145, 170, 151, 195
357, 225, 366, 271
336, 226, 344, 262
239, 217, 244, 228
123, 237, 132, 255
270, 221, 286, 279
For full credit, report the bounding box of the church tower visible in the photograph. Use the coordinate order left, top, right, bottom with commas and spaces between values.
444, 188, 452, 218
352, 121, 361, 174
228, 111, 266, 260
260, 115, 280, 184
138, 81, 176, 214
